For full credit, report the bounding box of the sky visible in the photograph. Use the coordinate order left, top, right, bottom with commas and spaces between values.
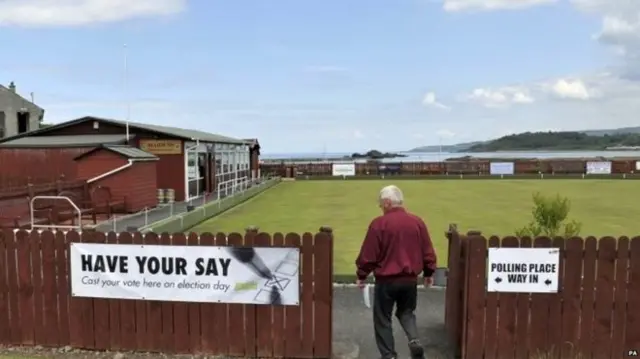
0, 0, 639, 153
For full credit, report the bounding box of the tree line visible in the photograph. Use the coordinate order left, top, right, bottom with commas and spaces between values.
467, 131, 640, 151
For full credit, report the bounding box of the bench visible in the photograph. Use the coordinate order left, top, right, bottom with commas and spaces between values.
51, 190, 97, 226
91, 186, 127, 217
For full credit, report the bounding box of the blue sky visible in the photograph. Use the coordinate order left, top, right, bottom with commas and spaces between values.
1, 0, 639, 153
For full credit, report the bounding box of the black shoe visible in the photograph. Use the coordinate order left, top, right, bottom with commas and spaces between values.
408, 339, 425, 359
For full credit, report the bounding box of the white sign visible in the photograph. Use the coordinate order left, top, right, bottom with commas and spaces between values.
586, 161, 611, 174
70, 243, 300, 305
489, 162, 514, 175
487, 248, 560, 293
636, 161, 640, 171
332, 163, 356, 176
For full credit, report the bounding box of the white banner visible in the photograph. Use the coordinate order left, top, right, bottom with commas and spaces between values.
70, 243, 300, 305
636, 161, 640, 171
489, 162, 514, 175
586, 161, 611, 174
487, 248, 560, 293
332, 163, 355, 176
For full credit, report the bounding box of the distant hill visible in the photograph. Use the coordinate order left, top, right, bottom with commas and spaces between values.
581, 126, 640, 136
408, 141, 483, 153
408, 126, 640, 152
467, 131, 640, 152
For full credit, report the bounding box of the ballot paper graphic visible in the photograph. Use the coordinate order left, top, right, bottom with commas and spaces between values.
362, 284, 372, 308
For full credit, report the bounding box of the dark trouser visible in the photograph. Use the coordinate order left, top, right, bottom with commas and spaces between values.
373, 281, 419, 359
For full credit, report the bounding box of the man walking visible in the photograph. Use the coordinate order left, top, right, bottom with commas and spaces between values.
355, 185, 437, 359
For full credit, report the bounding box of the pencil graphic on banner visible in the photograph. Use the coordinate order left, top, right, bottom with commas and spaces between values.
228, 247, 283, 304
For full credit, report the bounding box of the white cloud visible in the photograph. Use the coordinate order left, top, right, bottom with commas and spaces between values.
463, 86, 534, 108
422, 92, 451, 111
0, 0, 186, 27
443, 0, 557, 12
548, 78, 594, 100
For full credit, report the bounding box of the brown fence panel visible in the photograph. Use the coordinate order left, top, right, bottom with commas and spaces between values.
444, 229, 462, 346
171, 233, 191, 353
29, 230, 45, 345
0, 229, 10, 344
117, 232, 137, 352
271, 233, 287, 357
313, 231, 333, 357
496, 237, 518, 359
462, 233, 486, 359
579, 237, 598, 357
242, 231, 257, 358
593, 237, 617, 358
284, 232, 303, 358
483, 236, 499, 359
626, 237, 640, 351
301, 233, 315, 356
17, 230, 34, 345
610, 237, 630, 357
560, 237, 583, 357
514, 237, 532, 359
546, 237, 565, 358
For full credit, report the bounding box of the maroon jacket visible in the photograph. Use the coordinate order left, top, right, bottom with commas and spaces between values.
355, 207, 437, 282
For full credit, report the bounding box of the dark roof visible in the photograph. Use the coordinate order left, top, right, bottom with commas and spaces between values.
0, 116, 249, 145
0, 84, 44, 112
0, 134, 130, 148
74, 145, 158, 161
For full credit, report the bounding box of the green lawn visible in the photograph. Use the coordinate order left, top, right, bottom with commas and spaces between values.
190, 180, 640, 275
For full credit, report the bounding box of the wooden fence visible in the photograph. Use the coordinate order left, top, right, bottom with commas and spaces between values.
261, 158, 640, 177
0, 229, 333, 358
445, 230, 640, 359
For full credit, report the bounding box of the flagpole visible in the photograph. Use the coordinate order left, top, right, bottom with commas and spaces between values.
124, 43, 130, 143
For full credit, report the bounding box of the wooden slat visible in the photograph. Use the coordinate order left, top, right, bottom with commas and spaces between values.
528, 237, 552, 356
170, 233, 190, 354
16, 230, 35, 345
546, 236, 565, 359
560, 237, 583, 358
592, 236, 616, 359
132, 232, 148, 351
116, 232, 137, 351
514, 237, 532, 359
284, 233, 303, 358
312, 231, 332, 358
158, 232, 175, 353
29, 230, 45, 345
54, 231, 70, 346
610, 237, 630, 357
106, 232, 121, 351
200, 233, 222, 353
255, 232, 274, 357
444, 230, 463, 349
462, 234, 486, 359
186, 232, 202, 353
579, 237, 598, 357
625, 237, 640, 350
142, 232, 162, 352
227, 232, 246, 357
271, 233, 286, 358
496, 236, 518, 359
40, 230, 59, 347
91, 231, 110, 350
0, 230, 10, 344
483, 236, 499, 359
5, 229, 20, 345
301, 233, 314, 357
242, 231, 257, 359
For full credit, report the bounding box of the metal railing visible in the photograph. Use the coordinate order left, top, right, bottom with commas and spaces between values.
30, 195, 82, 231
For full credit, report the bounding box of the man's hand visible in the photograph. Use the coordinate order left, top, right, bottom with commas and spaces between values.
423, 276, 434, 288
356, 279, 365, 289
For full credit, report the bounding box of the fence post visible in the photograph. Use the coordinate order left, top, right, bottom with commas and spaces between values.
319, 225, 333, 238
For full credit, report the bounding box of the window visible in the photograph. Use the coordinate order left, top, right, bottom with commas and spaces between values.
0, 112, 5, 138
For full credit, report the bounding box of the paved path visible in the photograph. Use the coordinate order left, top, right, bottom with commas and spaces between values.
333, 287, 456, 359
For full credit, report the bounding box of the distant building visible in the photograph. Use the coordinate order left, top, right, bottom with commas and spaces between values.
0, 82, 44, 139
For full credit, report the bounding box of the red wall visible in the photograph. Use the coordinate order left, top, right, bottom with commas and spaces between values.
76, 150, 158, 212
0, 147, 90, 189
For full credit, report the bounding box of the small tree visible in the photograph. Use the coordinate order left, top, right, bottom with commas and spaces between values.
515, 192, 582, 238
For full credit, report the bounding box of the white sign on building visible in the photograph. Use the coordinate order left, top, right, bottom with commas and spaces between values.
332, 163, 356, 176
487, 248, 560, 293
70, 243, 300, 305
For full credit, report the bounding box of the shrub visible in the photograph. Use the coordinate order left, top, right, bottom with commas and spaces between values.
515, 192, 582, 238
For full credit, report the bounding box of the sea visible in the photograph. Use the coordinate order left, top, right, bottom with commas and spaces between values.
261, 150, 640, 163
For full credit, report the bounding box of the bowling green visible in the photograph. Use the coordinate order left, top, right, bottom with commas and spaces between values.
190, 179, 640, 275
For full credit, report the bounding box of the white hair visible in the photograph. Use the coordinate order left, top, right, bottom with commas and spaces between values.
379, 185, 404, 206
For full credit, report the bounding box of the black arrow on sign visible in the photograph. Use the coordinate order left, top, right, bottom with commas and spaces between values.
545, 279, 552, 286
495, 277, 502, 283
